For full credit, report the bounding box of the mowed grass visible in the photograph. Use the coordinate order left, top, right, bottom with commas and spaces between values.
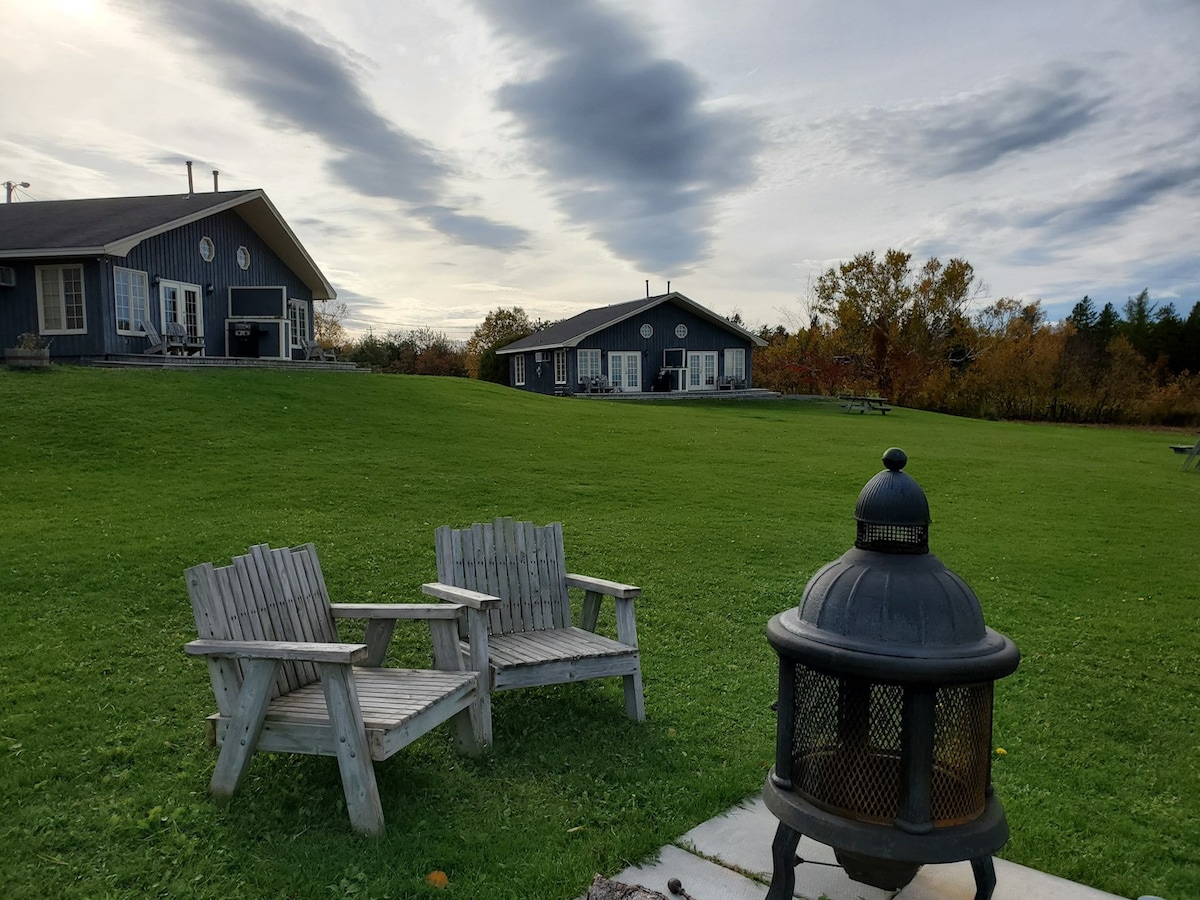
0, 366, 1196, 900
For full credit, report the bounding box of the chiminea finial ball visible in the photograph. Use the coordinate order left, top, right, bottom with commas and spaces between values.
882, 447, 907, 471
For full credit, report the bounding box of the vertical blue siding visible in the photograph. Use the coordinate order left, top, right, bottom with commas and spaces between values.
1, 207, 315, 358
509, 298, 757, 395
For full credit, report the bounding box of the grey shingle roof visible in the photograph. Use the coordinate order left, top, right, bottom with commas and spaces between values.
0, 190, 336, 299
0, 191, 259, 252
498, 292, 766, 353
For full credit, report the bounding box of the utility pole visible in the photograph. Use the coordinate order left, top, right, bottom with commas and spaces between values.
4, 180, 30, 203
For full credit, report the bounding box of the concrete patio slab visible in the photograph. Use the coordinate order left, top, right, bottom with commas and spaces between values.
592, 795, 1132, 900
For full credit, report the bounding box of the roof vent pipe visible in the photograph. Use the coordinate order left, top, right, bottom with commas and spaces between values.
646, 279, 650, 298
667, 280, 671, 293
212, 170, 219, 191
186, 161, 194, 196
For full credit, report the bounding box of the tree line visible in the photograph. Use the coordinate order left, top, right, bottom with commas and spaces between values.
753, 250, 1200, 426
312, 302, 545, 379
312, 251, 1200, 426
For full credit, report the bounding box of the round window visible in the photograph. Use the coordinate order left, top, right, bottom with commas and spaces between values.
675, 323, 688, 339
199, 236, 215, 262
236, 246, 251, 270
640, 323, 653, 339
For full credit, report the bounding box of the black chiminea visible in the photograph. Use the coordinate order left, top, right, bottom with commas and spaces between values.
764, 448, 1020, 900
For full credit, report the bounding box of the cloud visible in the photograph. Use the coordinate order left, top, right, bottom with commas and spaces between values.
1017, 162, 1200, 231
471, 0, 760, 272
828, 65, 1108, 178
122, 0, 527, 250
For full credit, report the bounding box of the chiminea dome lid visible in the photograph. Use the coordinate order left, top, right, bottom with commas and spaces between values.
769, 448, 1019, 682
855, 448, 931, 554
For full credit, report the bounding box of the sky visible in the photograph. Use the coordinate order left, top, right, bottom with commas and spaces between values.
3, 0, 1199, 338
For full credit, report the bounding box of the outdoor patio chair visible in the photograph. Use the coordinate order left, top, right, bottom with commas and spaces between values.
165, 321, 204, 355
142, 320, 171, 355
301, 336, 337, 361
184, 542, 497, 834
1171, 437, 1200, 472
426, 517, 645, 722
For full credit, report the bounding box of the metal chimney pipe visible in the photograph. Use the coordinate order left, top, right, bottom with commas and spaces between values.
212, 170, 219, 191
186, 161, 194, 195
667, 280, 671, 293
645, 279, 650, 298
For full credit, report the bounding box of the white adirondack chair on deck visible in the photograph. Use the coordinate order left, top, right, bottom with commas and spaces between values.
184, 542, 498, 834
424, 517, 645, 722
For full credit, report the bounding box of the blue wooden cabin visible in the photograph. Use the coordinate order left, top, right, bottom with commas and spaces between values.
0, 190, 334, 361
497, 292, 767, 395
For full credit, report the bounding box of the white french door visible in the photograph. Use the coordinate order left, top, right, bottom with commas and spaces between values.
687, 351, 718, 390
608, 352, 641, 392
160, 280, 204, 343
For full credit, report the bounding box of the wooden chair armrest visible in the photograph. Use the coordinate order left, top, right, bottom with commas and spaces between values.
185, 639, 369, 665
421, 582, 502, 610
330, 603, 464, 620
565, 573, 642, 599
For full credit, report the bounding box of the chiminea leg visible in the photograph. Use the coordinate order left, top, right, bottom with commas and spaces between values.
764, 822, 802, 900
970, 855, 997, 900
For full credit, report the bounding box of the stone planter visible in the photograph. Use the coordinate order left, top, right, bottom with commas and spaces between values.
5, 347, 51, 368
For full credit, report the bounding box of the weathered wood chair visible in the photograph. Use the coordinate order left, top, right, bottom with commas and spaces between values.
1171, 437, 1200, 472
165, 321, 204, 355
142, 319, 170, 355
425, 518, 645, 722
184, 542, 498, 834
300, 336, 336, 361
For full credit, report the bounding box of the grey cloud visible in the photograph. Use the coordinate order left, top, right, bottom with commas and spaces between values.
412, 206, 529, 250
1018, 162, 1200, 231
124, 0, 527, 250
472, 0, 760, 272
835, 66, 1108, 178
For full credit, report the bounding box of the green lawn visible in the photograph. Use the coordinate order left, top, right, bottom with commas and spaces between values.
1, 366, 1196, 899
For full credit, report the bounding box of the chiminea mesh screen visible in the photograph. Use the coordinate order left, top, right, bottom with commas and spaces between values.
855, 521, 929, 553
791, 664, 992, 826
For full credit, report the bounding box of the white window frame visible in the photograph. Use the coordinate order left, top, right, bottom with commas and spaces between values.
288, 299, 309, 349
724, 347, 746, 380
554, 348, 567, 385
577, 348, 601, 380
114, 266, 150, 336
36, 264, 87, 334
514, 354, 526, 386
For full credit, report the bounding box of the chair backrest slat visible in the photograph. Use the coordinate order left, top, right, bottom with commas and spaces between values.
186, 544, 336, 699
434, 517, 570, 635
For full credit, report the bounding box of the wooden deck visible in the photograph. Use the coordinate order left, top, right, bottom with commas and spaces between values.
83, 354, 364, 372
572, 388, 780, 401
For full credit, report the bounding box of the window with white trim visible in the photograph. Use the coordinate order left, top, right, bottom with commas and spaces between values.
724, 347, 746, 380
554, 348, 567, 384
114, 266, 150, 335
514, 354, 526, 386
578, 348, 601, 380
37, 265, 86, 333
288, 299, 309, 349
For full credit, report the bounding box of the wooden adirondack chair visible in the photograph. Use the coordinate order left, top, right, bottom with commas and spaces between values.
184, 542, 498, 834
142, 319, 170, 355
301, 336, 336, 361
425, 518, 645, 722
165, 321, 205, 356
1172, 437, 1200, 472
